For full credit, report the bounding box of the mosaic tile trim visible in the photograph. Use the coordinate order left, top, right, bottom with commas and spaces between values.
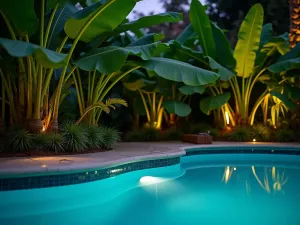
0, 157, 180, 191
185, 147, 300, 156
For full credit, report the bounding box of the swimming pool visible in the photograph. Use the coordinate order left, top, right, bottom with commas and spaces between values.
1, 147, 300, 225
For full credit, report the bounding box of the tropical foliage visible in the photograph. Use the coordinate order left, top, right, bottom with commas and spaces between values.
0, 0, 299, 154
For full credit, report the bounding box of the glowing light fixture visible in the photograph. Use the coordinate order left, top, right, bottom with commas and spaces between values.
225, 111, 230, 125
139, 176, 164, 185
253, 139, 256, 142
41, 164, 47, 168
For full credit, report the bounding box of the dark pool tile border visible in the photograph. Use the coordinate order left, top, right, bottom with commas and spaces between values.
185, 147, 300, 156
0, 157, 180, 191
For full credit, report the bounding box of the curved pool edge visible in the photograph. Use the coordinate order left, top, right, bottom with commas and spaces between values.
1, 142, 300, 191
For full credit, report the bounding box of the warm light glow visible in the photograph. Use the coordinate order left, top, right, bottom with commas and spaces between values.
253, 139, 256, 142
139, 176, 164, 185
225, 111, 230, 125
41, 125, 46, 133
41, 164, 47, 168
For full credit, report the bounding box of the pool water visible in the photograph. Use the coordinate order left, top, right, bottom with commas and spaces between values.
1, 153, 300, 225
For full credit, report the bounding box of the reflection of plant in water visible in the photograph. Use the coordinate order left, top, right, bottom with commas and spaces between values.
222, 166, 235, 184
251, 166, 288, 194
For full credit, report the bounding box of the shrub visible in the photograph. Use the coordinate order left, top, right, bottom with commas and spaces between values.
85, 125, 104, 149
228, 127, 251, 142
161, 127, 183, 141
189, 123, 212, 134
7, 127, 33, 152
275, 129, 295, 142
209, 128, 221, 138
0, 137, 4, 152
60, 122, 88, 152
251, 124, 271, 141
124, 128, 160, 142
45, 132, 66, 153
98, 126, 120, 149
33, 133, 48, 150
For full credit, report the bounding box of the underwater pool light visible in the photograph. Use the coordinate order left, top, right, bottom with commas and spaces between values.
139, 176, 164, 185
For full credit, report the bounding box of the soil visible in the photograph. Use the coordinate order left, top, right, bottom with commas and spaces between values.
0, 148, 112, 158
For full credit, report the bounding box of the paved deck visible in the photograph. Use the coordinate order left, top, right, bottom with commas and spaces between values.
0, 141, 300, 175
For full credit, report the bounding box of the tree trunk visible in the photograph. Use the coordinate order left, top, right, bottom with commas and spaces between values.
290, 0, 300, 48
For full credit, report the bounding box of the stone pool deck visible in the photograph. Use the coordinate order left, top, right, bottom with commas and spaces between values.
0, 141, 300, 175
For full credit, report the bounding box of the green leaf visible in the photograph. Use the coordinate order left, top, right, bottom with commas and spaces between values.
114, 12, 183, 34
179, 85, 206, 95
64, 0, 136, 42
206, 57, 235, 81
284, 85, 300, 100
233, 3, 264, 77
163, 100, 192, 117
268, 58, 300, 73
0, 38, 68, 68
211, 22, 235, 68
278, 42, 300, 62
47, 2, 78, 49
176, 24, 195, 44
0, 0, 38, 37
135, 57, 219, 86
259, 23, 273, 49
128, 33, 165, 46
75, 42, 160, 73
200, 92, 231, 115
270, 91, 295, 109
168, 40, 206, 63
190, 0, 215, 57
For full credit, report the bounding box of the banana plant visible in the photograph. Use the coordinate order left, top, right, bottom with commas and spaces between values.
0, 0, 185, 132
123, 71, 195, 129
0, 0, 76, 132
171, 0, 300, 127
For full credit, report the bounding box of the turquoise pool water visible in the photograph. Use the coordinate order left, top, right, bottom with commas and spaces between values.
1, 153, 300, 225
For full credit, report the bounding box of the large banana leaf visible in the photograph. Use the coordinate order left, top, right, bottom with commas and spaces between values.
200, 92, 231, 115
163, 100, 192, 117
258, 24, 273, 50
64, 0, 136, 42
233, 4, 264, 78
206, 57, 235, 81
179, 85, 206, 95
211, 22, 235, 69
0, 38, 68, 68
135, 57, 219, 86
114, 12, 183, 34
268, 58, 300, 73
168, 40, 206, 64
278, 42, 300, 62
270, 91, 295, 109
255, 33, 289, 67
47, 2, 78, 49
0, 0, 38, 37
176, 24, 196, 44
128, 33, 165, 46
190, 0, 215, 58
75, 42, 161, 73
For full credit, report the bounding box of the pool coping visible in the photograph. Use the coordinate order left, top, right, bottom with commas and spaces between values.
1, 141, 300, 176
1, 141, 300, 191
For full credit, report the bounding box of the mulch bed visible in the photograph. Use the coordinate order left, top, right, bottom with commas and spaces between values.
0, 148, 112, 158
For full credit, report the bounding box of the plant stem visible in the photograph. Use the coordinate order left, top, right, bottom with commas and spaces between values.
138, 89, 150, 122
53, 0, 118, 120
44, 3, 59, 47
249, 89, 268, 125
40, 0, 45, 47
